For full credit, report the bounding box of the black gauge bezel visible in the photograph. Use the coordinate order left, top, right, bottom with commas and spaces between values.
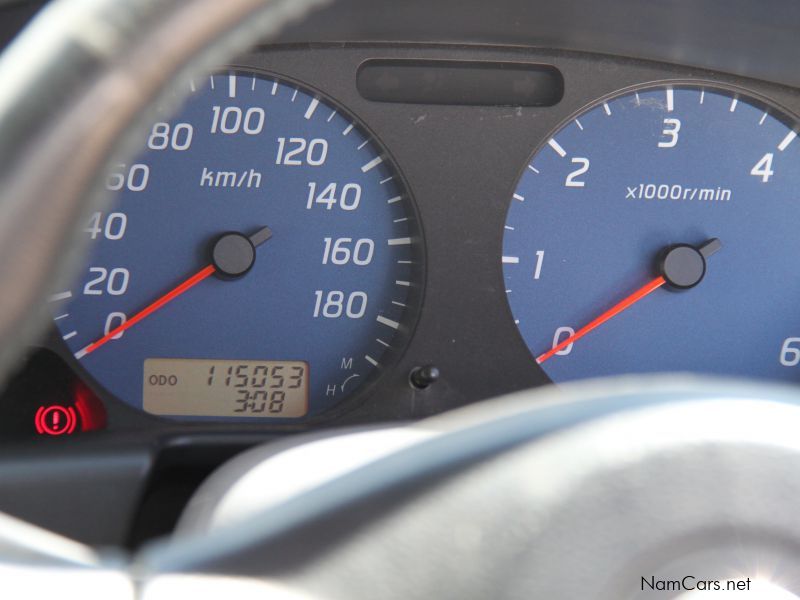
42, 66, 426, 433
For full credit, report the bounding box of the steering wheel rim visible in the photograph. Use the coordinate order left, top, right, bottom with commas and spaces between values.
138, 376, 800, 599
0, 0, 327, 381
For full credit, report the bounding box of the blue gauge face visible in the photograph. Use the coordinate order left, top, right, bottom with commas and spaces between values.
503, 84, 800, 383
50, 71, 421, 421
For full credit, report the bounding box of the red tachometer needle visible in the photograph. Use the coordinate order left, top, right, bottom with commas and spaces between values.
536, 275, 666, 365
76, 264, 217, 359
535, 238, 721, 365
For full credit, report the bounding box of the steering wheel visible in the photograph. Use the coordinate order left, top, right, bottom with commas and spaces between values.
1, 1, 799, 598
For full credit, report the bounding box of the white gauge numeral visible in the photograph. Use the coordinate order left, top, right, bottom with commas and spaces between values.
276, 137, 328, 166
104, 312, 127, 340
751, 153, 775, 182
313, 291, 368, 319
83, 268, 130, 296
84, 212, 127, 240
552, 327, 575, 356
306, 182, 361, 210
565, 158, 590, 187
106, 164, 149, 192
658, 118, 681, 148
780, 338, 800, 366
533, 250, 545, 280
322, 238, 374, 266
210, 106, 265, 135
147, 122, 194, 151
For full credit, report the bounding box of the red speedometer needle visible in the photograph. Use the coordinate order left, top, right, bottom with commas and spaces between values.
536, 238, 721, 365
77, 265, 217, 359
536, 276, 666, 364
76, 227, 272, 359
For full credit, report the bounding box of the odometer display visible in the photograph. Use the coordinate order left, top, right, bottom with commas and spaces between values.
50, 70, 422, 421
503, 83, 800, 383
143, 358, 308, 418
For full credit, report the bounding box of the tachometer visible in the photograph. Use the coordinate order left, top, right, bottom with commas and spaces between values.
50, 70, 422, 421
503, 83, 800, 382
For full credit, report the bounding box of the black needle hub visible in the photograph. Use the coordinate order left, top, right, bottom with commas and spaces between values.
659, 238, 721, 289
211, 226, 272, 279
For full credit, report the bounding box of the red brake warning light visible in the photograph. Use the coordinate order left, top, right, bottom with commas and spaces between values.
33, 381, 106, 437
34, 405, 77, 436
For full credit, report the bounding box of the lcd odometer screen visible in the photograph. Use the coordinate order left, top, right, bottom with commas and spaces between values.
143, 359, 308, 418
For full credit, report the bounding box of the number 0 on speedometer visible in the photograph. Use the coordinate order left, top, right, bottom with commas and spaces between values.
50, 70, 422, 421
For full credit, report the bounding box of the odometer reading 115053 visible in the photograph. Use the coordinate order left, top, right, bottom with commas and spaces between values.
50, 70, 422, 421
503, 83, 800, 383
143, 359, 308, 418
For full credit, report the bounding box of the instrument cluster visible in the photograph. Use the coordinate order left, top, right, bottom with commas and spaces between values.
2, 43, 800, 440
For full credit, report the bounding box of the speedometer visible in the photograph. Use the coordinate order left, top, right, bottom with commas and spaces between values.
49, 70, 422, 421
503, 83, 800, 383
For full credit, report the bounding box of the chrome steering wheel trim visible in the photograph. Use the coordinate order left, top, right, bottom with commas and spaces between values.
139, 377, 800, 599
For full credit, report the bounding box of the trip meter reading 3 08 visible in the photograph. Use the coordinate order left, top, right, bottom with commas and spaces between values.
50, 70, 422, 421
